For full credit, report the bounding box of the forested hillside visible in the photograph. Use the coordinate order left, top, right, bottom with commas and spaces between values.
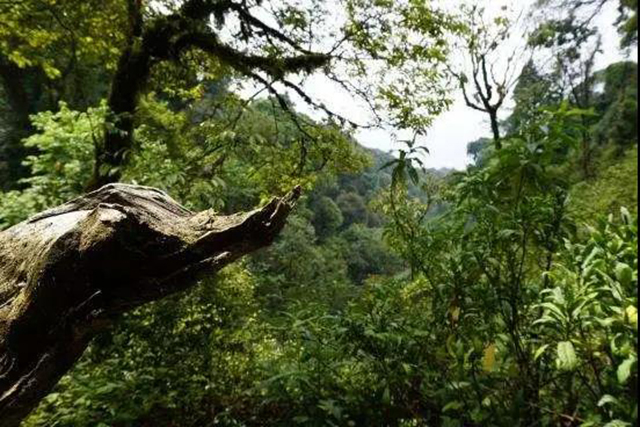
0, 0, 637, 426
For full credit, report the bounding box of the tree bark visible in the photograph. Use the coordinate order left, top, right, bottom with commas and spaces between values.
0, 56, 40, 190
488, 108, 502, 150
86, 0, 330, 190
91, 45, 152, 190
88, 0, 149, 191
0, 183, 300, 427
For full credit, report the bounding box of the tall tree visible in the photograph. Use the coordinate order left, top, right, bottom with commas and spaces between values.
2, 0, 460, 191
534, 0, 637, 47
0, 0, 122, 188
503, 59, 562, 135
530, 0, 639, 177
447, 3, 529, 149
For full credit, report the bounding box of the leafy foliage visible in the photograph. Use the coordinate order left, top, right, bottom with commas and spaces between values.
533, 209, 637, 425
0, 1, 636, 426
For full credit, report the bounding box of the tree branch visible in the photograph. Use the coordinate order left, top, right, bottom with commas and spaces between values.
92, 0, 331, 189
459, 80, 486, 112
0, 183, 300, 427
173, 31, 330, 78
225, 2, 311, 53
481, 55, 493, 103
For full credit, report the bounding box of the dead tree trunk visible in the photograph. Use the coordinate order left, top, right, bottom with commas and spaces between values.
0, 183, 299, 427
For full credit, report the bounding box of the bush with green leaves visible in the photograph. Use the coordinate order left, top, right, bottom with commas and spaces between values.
533, 208, 637, 426
0, 102, 106, 227
569, 146, 638, 225
22, 263, 283, 426
363, 105, 638, 426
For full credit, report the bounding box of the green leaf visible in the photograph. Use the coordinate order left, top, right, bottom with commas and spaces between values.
597, 394, 619, 407
582, 247, 602, 270
534, 344, 549, 361
556, 341, 578, 371
614, 263, 633, 286
382, 385, 391, 404
603, 421, 631, 427
407, 166, 420, 185
620, 206, 631, 225
617, 356, 636, 384
442, 401, 463, 412
379, 159, 399, 171
482, 343, 496, 372
497, 229, 517, 239
625, 305, 638, 327
539, 302, 567, 322
532, 317, 556, 326
95, 383, 119, 394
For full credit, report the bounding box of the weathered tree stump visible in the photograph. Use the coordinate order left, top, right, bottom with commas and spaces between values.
0, 183, 299, 426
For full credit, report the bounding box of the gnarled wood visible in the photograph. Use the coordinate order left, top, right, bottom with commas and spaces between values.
0, 183, 300, 427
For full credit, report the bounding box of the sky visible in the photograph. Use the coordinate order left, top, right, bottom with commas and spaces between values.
283, 0, 637, 171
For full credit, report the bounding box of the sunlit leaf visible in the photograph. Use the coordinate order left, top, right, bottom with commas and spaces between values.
556, 341, 578, 371
617, 356, 636, 384
534, 344, 550, 361
482, 343, 496, 372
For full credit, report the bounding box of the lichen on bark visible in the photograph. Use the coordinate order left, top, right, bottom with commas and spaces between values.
0, 183, 299, 427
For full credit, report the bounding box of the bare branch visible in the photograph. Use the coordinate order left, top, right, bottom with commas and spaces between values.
0, 184, 300, 427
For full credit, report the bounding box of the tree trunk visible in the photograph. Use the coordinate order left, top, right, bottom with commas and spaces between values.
0, 183, 299, 427
0, 57, 39, 190
489, 109, 502, 150
89, 47, 151, 190
88, 0, 149, 191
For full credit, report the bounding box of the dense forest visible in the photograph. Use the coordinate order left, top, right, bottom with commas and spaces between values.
0, 0, 637, 426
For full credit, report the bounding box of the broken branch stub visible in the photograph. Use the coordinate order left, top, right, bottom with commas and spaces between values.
0, 183, 300, 427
